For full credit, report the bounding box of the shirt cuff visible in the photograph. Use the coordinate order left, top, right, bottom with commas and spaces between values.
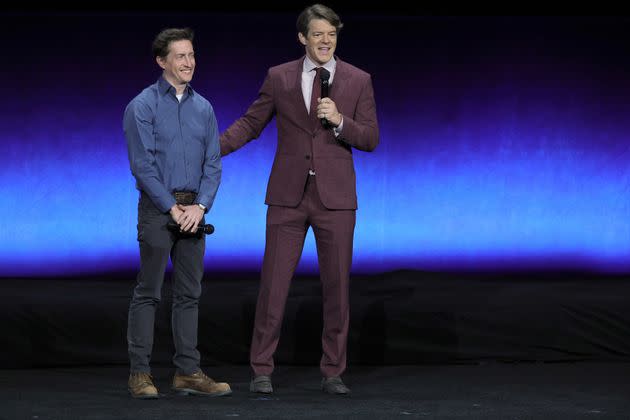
333, 116, 344, 137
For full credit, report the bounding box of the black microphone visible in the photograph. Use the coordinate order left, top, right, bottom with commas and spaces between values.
167, 222, 215, 238
319, 68, 331, 128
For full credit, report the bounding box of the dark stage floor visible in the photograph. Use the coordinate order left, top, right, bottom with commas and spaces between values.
2, 362, 630, 419
2, 270, 630, 418
3, 270, 630, 369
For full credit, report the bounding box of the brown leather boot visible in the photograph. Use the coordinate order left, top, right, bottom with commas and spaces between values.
172, 370, 232, 397
128, 372, 159, 399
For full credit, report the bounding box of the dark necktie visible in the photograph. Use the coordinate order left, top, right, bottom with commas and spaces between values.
310, 67, 322, 126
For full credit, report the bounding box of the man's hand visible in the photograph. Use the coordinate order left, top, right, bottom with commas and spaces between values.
170, 204, 184, 225
177, 204, 204, 233
316, 97, 342, 127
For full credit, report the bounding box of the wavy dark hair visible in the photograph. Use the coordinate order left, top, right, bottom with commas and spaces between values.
296, 4, 343, 37
152, 27, 194, 59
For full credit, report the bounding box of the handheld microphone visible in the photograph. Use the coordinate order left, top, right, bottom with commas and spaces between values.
319, 68, 331, 128
167, 222, 215, 238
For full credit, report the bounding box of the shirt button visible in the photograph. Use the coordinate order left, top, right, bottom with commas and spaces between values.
305, 155, 311, 160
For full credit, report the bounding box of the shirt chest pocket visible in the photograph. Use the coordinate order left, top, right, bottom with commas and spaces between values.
152, 116, 206, 152
153, 115, 179, 149
183, 119, 207, 147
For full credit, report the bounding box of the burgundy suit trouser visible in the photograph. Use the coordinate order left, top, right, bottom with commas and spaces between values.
249, 174, 356, 378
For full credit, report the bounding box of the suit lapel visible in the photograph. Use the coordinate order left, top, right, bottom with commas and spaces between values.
330, 58, 349, 102
285, 58, 313, 135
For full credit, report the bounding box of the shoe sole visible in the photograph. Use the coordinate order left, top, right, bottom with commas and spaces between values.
128, 390, 159, 399
321, 387, 351, 396
172, 387, 232, 397
322, 391, 351, 396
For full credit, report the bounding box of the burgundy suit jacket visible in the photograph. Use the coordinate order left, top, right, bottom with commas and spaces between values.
220, 57, 379, 210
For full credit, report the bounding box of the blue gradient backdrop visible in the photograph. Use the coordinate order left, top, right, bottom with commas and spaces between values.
2, 13, 630, 276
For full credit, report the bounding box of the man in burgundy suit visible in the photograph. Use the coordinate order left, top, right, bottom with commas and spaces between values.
220, 3, 379, 395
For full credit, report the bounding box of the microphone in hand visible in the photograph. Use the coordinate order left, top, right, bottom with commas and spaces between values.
167, 222, 215, 238
319, 68, 331, 128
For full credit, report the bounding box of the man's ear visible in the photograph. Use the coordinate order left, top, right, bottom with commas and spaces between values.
298, 32, 307, 46
156, 56, 166, 69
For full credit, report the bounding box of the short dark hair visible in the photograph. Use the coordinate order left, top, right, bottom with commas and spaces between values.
296, 4, 343, 37
152, 27, 194, 59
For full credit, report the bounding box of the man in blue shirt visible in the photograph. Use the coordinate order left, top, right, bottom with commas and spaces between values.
123, 27, 230, 399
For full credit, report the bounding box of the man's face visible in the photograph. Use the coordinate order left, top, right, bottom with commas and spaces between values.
298, 18, 337, 66
157, 39, 195, 87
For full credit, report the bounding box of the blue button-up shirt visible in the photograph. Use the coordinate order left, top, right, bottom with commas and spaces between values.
123, 76, 221, 213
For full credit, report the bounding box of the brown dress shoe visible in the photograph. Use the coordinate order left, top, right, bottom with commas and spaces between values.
128, 372, 159, 399
172, 371, 232, 397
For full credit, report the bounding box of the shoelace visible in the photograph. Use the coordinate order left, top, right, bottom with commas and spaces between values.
131, 373, 154, 387
193, 371, 214, 383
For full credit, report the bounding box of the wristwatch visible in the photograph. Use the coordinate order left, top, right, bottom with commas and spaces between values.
197, 203, 207, 212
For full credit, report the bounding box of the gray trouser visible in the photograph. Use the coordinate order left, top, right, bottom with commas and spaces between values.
127, 192, 205, 375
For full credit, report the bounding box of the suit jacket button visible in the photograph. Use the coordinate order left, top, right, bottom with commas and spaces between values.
305, 155, 311, 160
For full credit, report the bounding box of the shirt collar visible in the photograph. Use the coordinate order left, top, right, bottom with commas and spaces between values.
303, 55, 336, 75
157, 76, 194, 97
